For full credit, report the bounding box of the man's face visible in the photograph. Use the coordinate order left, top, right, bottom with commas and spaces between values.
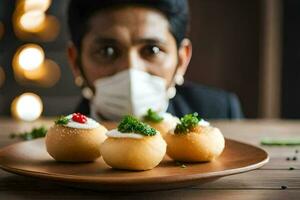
76, 6, 181, 88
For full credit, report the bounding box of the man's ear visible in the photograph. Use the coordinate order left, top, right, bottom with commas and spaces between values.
67, 41, 81, 78
176, 38, 192, 76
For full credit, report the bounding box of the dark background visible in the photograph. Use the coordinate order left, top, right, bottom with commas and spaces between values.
0, 0, 298, 118
186, 0, 261, 118
281, 0, 300, 118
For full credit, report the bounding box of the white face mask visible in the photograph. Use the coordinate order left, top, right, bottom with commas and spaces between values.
90, 69, 169, 121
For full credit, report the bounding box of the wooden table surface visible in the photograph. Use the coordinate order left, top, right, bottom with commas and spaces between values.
0, 118, 300, 200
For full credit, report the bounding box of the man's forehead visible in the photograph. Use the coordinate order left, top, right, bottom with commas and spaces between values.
89, 6, 168, 26
87, 6, 170, 41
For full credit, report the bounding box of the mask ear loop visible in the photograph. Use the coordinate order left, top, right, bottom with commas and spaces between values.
74, 57, 94, 100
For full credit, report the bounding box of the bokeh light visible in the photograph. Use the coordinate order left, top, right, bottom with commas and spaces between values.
13, 46, 61, 87
13, 0, 59, 41
15, 15, 60, 41
11, 93, 43, 121
37, 59, 61, 87
22, 58, 61, 86
36, 15, 60, 41
23, 0, 51, 12
19, 10, 45, 32
17, 44, 45, 71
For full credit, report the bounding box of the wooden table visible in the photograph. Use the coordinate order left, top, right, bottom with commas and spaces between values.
0, 118, 300, 199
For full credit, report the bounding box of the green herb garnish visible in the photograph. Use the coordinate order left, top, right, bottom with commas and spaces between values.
143, 109, 164, 123
55, 116, 70, 125
174, 112, 200, 134
10, 126, 48, 141
118, 115, 157, 136
261, 138, 300, 146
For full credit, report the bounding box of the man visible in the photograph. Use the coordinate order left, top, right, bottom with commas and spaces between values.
67, 0, 243, 121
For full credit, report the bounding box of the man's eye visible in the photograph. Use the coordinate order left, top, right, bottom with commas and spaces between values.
99, 46, 118, 59
142, 45, 161, 56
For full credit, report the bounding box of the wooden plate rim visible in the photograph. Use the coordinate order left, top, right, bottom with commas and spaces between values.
0, 138, 269, 185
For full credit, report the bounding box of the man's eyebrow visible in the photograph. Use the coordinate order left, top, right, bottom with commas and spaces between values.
94, 37, 118, 44
134, 38, 167, 45
93, 37, 167, 45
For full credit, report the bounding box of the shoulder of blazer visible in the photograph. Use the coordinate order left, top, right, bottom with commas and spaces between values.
175, 81, 244, 119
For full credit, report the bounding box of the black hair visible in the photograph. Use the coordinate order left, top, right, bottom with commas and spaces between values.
67, 0, 190, 50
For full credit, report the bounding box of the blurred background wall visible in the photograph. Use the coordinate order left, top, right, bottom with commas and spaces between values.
0, 0, 298, 119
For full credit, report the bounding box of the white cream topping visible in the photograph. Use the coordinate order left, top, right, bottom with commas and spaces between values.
63, 114, 100, 129
168, 118, 210, 134
160, 112, 180, 127
106, 129, 145, 139
161, 113, 209, 127
199, 119, 210, 127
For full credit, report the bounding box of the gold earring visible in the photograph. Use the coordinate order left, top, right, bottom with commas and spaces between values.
74, 76, 84, 87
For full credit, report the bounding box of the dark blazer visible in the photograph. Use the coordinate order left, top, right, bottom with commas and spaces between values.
75, 82, 243, 119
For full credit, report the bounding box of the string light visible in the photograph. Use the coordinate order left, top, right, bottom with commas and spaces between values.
11, 93, 43, 121
23, 0, 51, 12
17, 44, 44, 71
12, 44, 61, 87
19, 10, 45, 32
36, 59, 61, 87
21, 59, 61, 86
13, 0, 59, 41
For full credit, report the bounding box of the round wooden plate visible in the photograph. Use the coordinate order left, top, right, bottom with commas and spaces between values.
0, 138, 268, 191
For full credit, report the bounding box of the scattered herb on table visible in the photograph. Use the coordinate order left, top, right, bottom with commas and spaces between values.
260, 139, 300, 146
118, 115, 157, 136
10, 126, 48, 141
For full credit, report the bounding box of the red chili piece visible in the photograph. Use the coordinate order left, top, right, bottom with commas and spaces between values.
72, 113, 87, 123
